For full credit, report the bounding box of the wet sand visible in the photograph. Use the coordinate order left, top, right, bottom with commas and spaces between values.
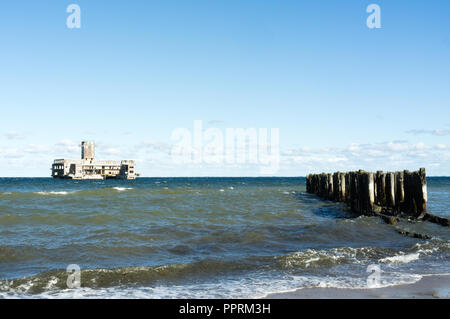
265, 274, 450, 299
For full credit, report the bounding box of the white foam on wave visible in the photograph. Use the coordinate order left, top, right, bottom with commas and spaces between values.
44, 277, 59, 290
112, 187, 133, 191
379, 253, 420, 264
0, 272, 423, 299
281, 247, 370, 269
413, 241, 449, 255
35, 191, 72, 195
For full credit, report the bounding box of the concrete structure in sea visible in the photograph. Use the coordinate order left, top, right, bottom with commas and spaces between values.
51, 141, 138, 180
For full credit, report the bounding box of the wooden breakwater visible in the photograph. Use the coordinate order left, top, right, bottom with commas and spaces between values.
306, 168, 449, 227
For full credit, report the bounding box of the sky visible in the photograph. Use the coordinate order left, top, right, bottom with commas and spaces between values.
0, 0, 449, 177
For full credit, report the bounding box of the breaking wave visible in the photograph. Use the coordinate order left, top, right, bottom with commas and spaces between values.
379, 253, 420, 264
35, 191, 74, 196
1, 241, 444, 298
112, 187, 134, 191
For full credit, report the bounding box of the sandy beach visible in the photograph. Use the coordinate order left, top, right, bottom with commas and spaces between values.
265, 274, 450, 299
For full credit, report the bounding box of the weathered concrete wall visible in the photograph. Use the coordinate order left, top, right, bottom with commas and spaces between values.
81, 141, 95, 161
52, 141, 138, 180
306, 168, 434, 222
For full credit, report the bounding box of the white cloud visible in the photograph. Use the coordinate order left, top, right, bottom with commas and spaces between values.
327, 156, 348, 163
0, 147, 23, 159
101, 147, 122, 156
1, 138, 449, 176
136, 141, 173, 155
406, 129, 450, 136
347, 143, 360, 152
206, 120, 226, 126
366, 149, 387, 157
5, 131, 25, 140
24, 144, 51, 154
55, 139, 79, 153
386, 142, 409, 152
280, 141, 450, 175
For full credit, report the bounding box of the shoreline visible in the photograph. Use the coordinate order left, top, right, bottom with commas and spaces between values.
264, 274, 450, 299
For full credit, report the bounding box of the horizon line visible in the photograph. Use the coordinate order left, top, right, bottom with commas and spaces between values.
1, 176, 449, 178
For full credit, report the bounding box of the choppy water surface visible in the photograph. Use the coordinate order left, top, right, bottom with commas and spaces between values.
0, 177, 448, 298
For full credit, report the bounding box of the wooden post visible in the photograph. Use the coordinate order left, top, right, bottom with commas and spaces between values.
344, 173, 350, 204
404, 168, 427, 218
332, 172, 339, 201
350, 171, 360, 213
395, 171, 405, 212
374, 173, 378, 200
385, 172, 396, 209
304, 168, 443, 226
319, 173, 327, 198
419, 168, 427, 215
368, 172, 375, 213
360, 172, 375, 215
338, 173, 344, 202
327, 173, 333, 200
376, 171, 386, 207
310, 175, 315, 194
314, 174, 319, 195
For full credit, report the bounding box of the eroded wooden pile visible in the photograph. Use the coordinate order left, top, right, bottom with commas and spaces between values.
306, 168, 448, 227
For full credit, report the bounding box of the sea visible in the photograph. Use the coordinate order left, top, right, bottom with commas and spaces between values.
0, 177, 448, 298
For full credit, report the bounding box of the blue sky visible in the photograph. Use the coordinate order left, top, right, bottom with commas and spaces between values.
0, 0, 449, 176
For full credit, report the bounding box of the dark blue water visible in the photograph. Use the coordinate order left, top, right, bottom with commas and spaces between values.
0, 177, 448, 298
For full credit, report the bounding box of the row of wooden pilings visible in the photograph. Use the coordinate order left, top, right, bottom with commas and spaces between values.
306, 168, 448, 226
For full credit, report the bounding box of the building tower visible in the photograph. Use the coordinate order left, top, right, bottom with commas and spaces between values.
81, 141, 95, 163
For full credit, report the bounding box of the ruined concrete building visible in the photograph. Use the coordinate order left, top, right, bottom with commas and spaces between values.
51, 141, 137, 180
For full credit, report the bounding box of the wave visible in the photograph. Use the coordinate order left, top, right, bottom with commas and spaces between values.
35, 191, 74, 196
0, 259, 256, 295
0, 211, 121, 226
0, 188, 138, 199
1, 190, 79, 198
0, 187, 204, 199
276, 246, 396, 270
1, 236, 448, 298
379, 253, 420, 264
0, 265, 425, 299
1, 275, 424, 299
2, 241, 443, 296
112, 187, 133, 191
